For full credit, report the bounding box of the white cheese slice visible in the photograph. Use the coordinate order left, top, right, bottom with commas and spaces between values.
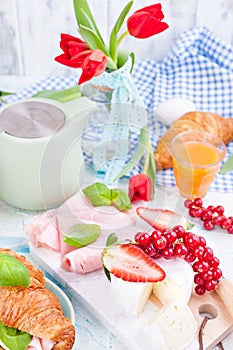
110, 274, 153, 316
110, 257, 193, 316
143, 299, 198, 350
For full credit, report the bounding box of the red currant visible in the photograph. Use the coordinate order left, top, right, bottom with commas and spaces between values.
203, 220, 214, 231
174, 243, 188, 257
153, 236, 167, 250
202, 247, 214, 261
193, 260, 209, 273
161, 246, 174, 259
193, 245, 205, 259
144, 243, 159, 257
184, 252, 196, 263
193, 198, 203, 207
195, 284, 206, 295
220, 218, 232, 230
215, 205, 224, 215
173, 225, 185, 238
163, 229, 177, 244
194, 273, 205, 285
184, 232, 199, 248
205, 280, 217, 291
209, 256, 220, 268
227, 226, 233, 234
212, 268, 222, 280
184, 199, 193, 208
135, 232, 151, 246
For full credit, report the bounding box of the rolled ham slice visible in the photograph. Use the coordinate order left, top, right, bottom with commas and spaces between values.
17, 336, 55, 350
61, 246, 102, 273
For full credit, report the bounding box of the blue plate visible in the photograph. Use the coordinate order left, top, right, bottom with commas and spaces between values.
45, 277, 75, 323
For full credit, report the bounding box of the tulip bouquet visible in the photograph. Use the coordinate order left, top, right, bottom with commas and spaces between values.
55, 0, 168, 85
54, 0, 169, 203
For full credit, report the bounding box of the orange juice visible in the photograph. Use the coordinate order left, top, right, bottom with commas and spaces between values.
171, 132, 225, 198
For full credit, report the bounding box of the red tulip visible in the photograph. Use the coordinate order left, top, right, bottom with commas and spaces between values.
129, 174, 152, 202
127, 3, 169, 39
78, 49, 107, 85
54, 33, 89, 68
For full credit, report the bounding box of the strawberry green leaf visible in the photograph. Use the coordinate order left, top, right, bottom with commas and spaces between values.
73, 0, 104, 45
32, 86, 82, 102
109, 1, 133, 64
103, 266, 111, 282
106, 233, 118, 247
83, 182, 112, 206
0, 321, 32, 350
0, 254, 30, 287
64, 223, 101, 248
219, 154, 233, 174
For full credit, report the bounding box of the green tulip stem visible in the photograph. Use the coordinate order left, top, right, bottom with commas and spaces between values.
117, 30, 129, 47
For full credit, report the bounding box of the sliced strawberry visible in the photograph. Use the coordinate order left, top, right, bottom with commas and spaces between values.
102, 244, 165, 282
136, 207, 187, 231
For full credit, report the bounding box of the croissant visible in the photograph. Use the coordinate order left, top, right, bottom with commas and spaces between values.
154, 111, 233, 169
0, 249, 75, 350
0, 248, 45, 288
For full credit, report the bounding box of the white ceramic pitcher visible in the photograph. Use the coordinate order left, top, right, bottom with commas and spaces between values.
0, 97, 96, 210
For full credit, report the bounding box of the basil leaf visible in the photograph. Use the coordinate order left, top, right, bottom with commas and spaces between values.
106, 233, 118, 247
109, 1, 133, 64
0, 321, 32, 350
0, 254, 30, 287
64, 224, 101, 248
111, 189, 132, 211
83, 182, 112, 206
219, 154, 233, 174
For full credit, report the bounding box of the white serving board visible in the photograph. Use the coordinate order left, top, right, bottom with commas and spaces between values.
29, 189, 233, 350
30, 244, 200, 350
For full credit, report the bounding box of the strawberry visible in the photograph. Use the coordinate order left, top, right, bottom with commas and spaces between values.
136, 207, 189, 231
102, 244, 165, 283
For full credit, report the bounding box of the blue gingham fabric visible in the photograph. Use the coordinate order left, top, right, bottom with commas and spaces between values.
2, 26, 233, 192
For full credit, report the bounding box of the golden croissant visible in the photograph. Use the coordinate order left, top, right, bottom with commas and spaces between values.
154, 111, 233, 169
0, 248, 75, 350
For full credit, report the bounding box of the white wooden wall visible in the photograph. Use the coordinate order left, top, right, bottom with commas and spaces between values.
1, 0, 233, 80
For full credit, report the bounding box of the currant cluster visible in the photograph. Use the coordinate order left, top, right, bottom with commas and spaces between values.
184, 198, 233, 233
134, 225, 222, 295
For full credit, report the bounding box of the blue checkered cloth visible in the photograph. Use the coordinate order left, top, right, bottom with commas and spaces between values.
2, 26, 233, 192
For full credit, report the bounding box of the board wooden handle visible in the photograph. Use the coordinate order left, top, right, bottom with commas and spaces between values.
215, 278, 233, 320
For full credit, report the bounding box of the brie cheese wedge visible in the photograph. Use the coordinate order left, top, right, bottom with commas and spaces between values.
143, 299, 198, 350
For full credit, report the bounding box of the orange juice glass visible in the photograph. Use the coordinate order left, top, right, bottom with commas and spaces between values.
171, 130, 226, 198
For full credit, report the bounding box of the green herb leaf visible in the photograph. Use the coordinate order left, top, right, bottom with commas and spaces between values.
114, 127, 150, 180
64, 224, 101, 248
106, 233, 118, 247
73, 0, 104, 45
0, 322, 32, 350
32, 86, 82, 102
79, 25, 109, 56
109, 1, 133, 64
111, 189, 132, 211
83, 182, 112, 206
219, 154, 233, 174
0, 254, 30, 287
